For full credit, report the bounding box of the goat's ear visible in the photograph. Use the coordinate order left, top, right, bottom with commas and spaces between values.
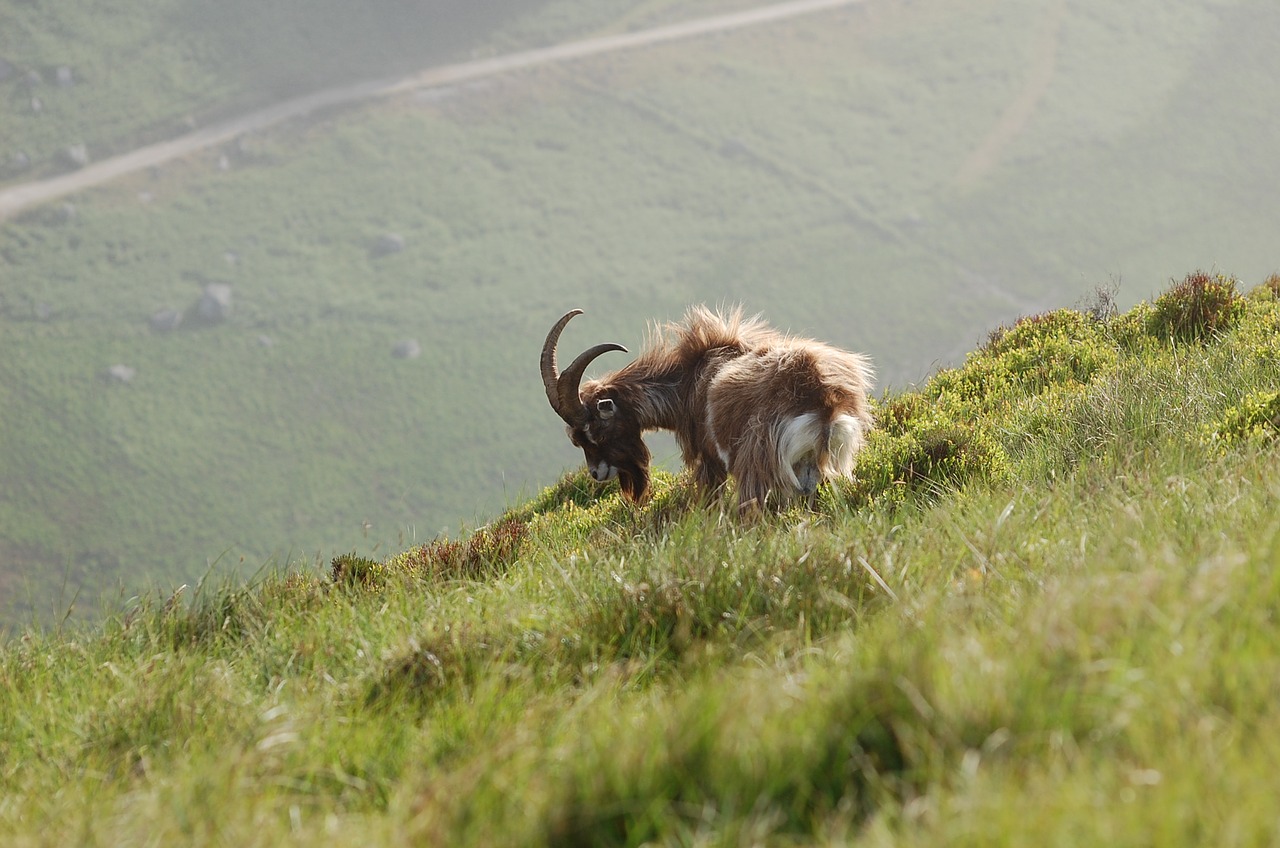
596, 398, 617, 419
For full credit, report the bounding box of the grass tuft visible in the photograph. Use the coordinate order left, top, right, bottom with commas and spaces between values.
331, 552, 386, 587
383, 517, 529, 583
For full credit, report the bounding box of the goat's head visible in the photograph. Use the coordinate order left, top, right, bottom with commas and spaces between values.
541, 310, 651, 501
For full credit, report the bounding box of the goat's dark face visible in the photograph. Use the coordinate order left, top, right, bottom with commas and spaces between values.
569, 390, 651, 501
541, 309, 646, 498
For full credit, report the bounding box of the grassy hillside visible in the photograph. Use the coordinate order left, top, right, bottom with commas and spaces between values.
3, 276, 1279, 845
3, 0, 767, 183
3, 0, 1280, 627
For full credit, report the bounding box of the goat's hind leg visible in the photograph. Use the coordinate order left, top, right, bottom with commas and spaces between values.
733, 471, 771, 517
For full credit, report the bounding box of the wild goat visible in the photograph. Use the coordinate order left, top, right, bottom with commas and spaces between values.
541, 306, 874, 510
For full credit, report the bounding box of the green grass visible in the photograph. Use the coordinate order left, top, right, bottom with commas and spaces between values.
4, 0, 1280, 626
3, 279, 1279, 845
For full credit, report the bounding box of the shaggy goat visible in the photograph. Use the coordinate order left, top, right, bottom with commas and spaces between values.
541, 306, 874, 509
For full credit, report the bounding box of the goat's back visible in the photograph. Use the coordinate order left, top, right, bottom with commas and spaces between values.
706, 341, 872, 440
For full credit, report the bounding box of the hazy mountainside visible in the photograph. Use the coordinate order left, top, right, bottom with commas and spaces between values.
2, 278, 1279, 845
0, 0, 705, 183
2, 0, 1280, 627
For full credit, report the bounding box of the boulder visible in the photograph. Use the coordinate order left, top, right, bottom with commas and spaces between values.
370, 233, 405, 259
105, 364, 136, 384
62, 144, 89, 168
196, 283, 233, 323
391, 339, 421, 360
150, 308, 183, 332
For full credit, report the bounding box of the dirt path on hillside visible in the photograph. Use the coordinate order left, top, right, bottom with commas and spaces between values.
0, 0, 865, 222
954, 0, 1066, 189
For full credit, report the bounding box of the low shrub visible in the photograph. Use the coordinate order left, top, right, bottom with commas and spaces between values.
843, 419, 1012, 509
1147, 270, 1245, 343
331, 553, 387, 588
930, 308, 1117, 415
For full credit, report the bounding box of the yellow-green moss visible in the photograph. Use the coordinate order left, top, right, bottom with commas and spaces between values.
1204, 390, 1280, 450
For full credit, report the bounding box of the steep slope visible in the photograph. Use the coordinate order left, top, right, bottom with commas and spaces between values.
2, 275, 1278, 844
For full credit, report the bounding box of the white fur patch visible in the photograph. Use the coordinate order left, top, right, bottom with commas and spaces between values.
716, 443, 731, 469
591, 461, 618, 483
706, 405, 731, 469
777, 412, 824, 493
826, 413, 867, 477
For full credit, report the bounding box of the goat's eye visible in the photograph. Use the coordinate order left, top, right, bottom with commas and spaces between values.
597, 398, 617, 419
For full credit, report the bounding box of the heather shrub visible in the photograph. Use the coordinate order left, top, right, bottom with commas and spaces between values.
1147, 270, 1244, 343
331, 552, 388, 588
844, 415, 1012, 509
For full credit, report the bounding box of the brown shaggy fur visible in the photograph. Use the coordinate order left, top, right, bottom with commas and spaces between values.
568, 306, 874, 509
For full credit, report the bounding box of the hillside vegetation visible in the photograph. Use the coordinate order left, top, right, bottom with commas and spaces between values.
4, 0, 1279, 628
3, 274, 1279, 845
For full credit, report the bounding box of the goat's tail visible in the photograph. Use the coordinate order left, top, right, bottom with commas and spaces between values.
773, 410, 865, 496
748, 407, 871, 506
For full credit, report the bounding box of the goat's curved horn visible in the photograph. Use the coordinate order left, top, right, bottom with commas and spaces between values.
541, 310, 627, 424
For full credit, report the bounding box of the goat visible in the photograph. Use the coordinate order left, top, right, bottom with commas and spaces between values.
541, 306, 874, 510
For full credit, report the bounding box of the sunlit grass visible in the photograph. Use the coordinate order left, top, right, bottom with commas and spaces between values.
3, 287, 1279, 844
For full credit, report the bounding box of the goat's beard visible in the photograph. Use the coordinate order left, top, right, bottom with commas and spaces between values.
608, 437, 651, 503
616, 461, 651, 502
